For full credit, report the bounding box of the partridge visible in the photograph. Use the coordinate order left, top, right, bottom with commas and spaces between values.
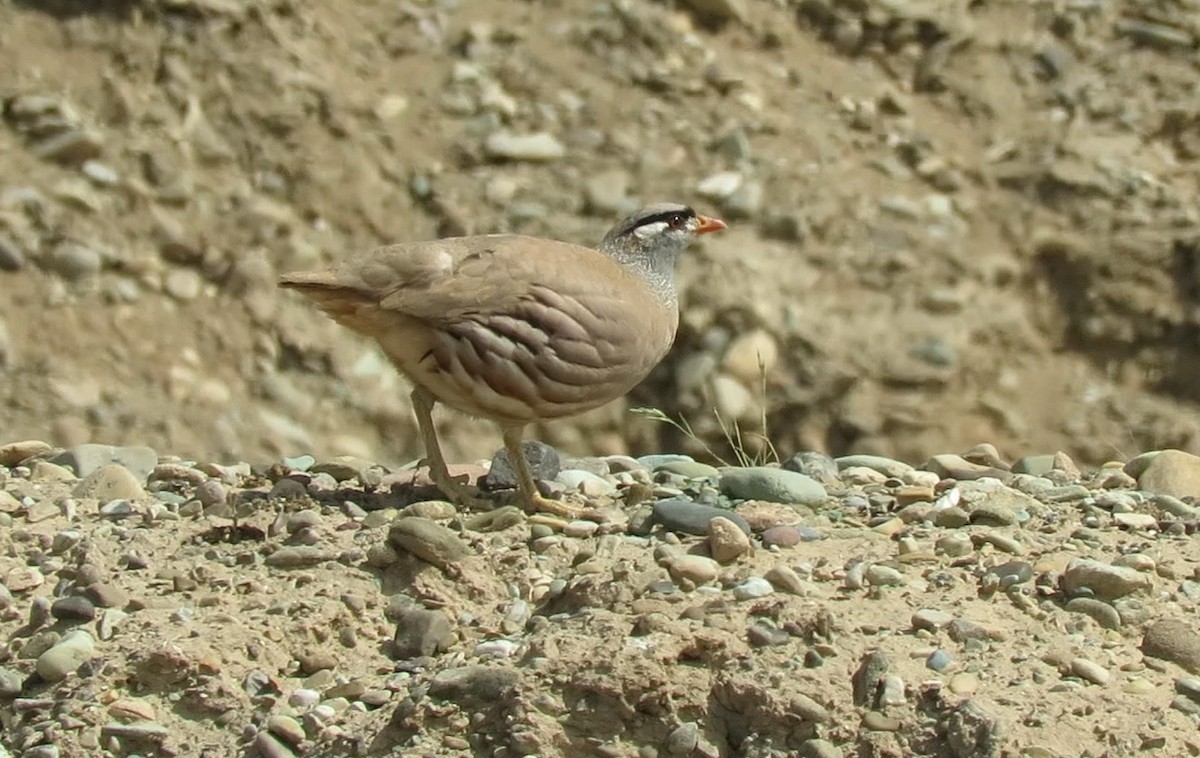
279, 203, 726, 515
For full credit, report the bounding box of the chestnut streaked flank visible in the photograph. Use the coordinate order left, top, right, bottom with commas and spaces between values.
279, 203, 726, 516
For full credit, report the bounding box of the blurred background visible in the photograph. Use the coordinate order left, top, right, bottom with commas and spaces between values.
2, 0, 1199, 469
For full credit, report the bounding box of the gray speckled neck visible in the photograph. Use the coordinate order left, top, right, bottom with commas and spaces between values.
601, 241, 682, 306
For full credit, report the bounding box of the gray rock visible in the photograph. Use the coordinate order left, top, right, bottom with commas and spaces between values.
486, 440, 559, 490
1011, 455, 1056, 477
966, 489, 1036, 526
666, 721, 700, 754
52, 444, 157, 480
651, 499, 750, 535
72, 464, 145, 502
798, 739, 843, 758
922, 454, 1007, 481
392, 608, 454, 659
719, 467, 827, 505
732, 577, 774, 600
388, 517, 473, 571
1062, 558, 1152, 601
50, 596, 96, 623
36, 630, 95, 681
1143, 619, 1200, 674
0, 666, 22, 696
428, 665, 519, 707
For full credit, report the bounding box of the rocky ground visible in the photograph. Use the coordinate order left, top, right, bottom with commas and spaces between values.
4, 0, 1200, 469
5, 440, 1200, 757
6, 0, 1200, 756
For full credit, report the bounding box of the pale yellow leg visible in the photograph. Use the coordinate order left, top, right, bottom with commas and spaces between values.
410, 387, 489, 509
500, 425, 581, 519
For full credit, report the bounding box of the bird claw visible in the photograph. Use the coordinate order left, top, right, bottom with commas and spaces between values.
522, 493, 583, 520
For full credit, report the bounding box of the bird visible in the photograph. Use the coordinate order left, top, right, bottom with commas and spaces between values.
278, 203, 726, 516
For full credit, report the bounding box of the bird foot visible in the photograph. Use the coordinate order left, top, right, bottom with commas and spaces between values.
521, 493, 584, 520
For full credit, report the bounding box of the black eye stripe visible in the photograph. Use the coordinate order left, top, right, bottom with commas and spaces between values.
634, 207, 695, 230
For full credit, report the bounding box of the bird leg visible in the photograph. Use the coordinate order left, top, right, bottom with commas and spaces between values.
500, 425, 581, 519
410, 386, 490, 509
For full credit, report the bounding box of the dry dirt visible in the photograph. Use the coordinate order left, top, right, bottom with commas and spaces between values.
4, 0, 1200, 756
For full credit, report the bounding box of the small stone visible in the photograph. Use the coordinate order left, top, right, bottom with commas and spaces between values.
708, 516, 751, 563
912, 609, 955, 632
1136, 449, 1200, 499
485, 441, 559, 490
719, 467, 826, 506
1062, 558, 1152, 601
392, 608, 454, 659
1143, 619, 1200, 674
764, 565, 808, 595
1063, 597, 1122, 630
667, 555, 720, 586
666, 721, 700, 755
936, 532, 973, 557
164, 268, 202, 300
865, 564, 903, 587
484, 131, 566, 162
36, 630, 95, 681
295, 650, 337, 675
266, 714, 306, 747
927, 650, 953, 672
0, 439, 53, 466
264, 546, 338, 568
731, 577, 774, 600
388, 517, 473, 572
652, 499, 751, 535
1113, 512, 1157, 530
761, 525, 803, 548
50, 596, 96, 623
5, 566, 45, 593
947, 672, 979, 695
747, 623, 789, 647
1070, 658, 1110, 685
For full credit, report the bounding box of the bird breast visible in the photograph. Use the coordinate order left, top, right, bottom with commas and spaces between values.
410, 283, 678, 424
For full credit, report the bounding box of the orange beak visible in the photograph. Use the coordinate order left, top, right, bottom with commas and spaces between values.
695, 215, 727, 234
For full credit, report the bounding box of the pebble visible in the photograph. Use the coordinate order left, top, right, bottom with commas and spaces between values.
1063, 597, 1122, 630
764, 565, 808, 595
912, 609, 955, 632
52, 443, 158, 480
718, 467, 827, 506
388, 517, 472, 571
36, 630, 95, 681
557, 469, 617, 498
667, 555, 720, 586
1061, 558, 1152, 600
1135, 449, 1200, 499
264, 546, 338, 568
651, 499, 751, 535
484, 131, 566, 162
1070, 658, 1110, 685
0, 439, 53, 466
864, 564, 904, 587
1142, 619, 1200, 674
708, 516, 751, 563
731, 577, 774, 600
72, 464, 146, 502
761, 525, 803, 547
926, 650, 953, 672
50, 596, 96, 623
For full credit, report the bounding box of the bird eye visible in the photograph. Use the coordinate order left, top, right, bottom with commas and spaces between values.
668, 214, 687, 229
